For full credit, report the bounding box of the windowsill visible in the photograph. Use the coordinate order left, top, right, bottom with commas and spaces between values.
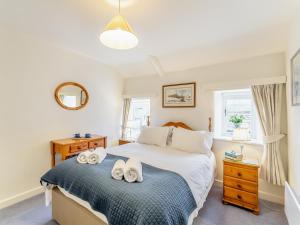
213, 136, 263, 146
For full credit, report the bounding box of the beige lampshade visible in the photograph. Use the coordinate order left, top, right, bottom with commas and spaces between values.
232, 128, 251, 141
100, 15, 138, 50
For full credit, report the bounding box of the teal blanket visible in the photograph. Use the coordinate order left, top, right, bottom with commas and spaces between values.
41, 154, 196, 225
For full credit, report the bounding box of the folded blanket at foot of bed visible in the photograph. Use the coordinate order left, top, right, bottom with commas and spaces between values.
40, 154, 197, 225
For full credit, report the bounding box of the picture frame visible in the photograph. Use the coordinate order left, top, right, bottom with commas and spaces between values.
162, 82, 196, 108
291, 49, 300, 106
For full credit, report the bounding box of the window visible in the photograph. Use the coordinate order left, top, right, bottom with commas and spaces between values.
124, 98, 150, 140
214, 89, 261, 141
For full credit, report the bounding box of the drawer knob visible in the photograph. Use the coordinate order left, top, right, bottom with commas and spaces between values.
237, 194, 242, 200
237, 184, 242, 188
77, 146, 81, 150
237, 172, 242, 177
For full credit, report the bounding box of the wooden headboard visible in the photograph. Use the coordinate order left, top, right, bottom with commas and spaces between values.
162, 117, 212, 132
162, 122, 193, 130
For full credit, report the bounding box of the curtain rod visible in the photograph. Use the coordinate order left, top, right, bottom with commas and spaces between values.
204, 75, 286, 91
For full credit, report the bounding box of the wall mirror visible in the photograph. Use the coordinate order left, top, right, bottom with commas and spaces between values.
55, 82, 89, 110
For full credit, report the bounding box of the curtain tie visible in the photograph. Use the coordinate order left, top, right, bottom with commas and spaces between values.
263, 134, 285, 144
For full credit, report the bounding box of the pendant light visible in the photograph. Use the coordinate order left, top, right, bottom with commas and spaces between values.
100, 0, 138, 50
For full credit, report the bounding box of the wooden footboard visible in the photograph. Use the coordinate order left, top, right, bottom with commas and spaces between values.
52, 188, 107, 225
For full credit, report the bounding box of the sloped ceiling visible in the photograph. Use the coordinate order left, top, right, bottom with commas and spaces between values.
0, 0, 299, 77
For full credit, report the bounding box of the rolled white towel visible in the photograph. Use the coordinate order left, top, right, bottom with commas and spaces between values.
124, 158, 143, 183
77, 150, 92, 164
87, 148, 107, 164
111, 159, 126, 180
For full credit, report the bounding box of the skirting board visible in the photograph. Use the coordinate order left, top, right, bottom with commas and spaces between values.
0, 186, 44, 210
215, 179, 284, 204
285, 181, 300, 225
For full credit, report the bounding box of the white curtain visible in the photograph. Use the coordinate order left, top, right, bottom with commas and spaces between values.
251, 84, 286, 186
121, 98, 131, 139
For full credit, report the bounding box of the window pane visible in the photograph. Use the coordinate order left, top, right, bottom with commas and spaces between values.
221, 90, 257, 139
125, 98, 150, 140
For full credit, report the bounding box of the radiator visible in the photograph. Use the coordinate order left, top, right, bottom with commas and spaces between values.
285, 182, 300, 225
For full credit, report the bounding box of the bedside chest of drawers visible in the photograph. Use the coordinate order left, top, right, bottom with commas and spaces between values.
50, 135, 107, 167
119, 139, 133, 145
223, 158, 260, 214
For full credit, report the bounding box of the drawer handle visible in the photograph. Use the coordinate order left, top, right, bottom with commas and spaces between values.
237, 184, 242, 188
237, 194, 242, 200
237, 172, 242, 177
77, 146, 81, 150
94, 143, 98, 145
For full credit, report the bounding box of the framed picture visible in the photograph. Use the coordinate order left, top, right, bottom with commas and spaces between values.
162, 82, 196, 108
291, 49, 300, 106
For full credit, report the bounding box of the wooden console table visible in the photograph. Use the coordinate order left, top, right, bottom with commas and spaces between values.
50, 135, 107, 167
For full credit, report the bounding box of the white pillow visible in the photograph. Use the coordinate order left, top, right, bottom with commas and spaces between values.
137, 127, 171, 147
197, 130, 214, 149
170, 128, 213, 154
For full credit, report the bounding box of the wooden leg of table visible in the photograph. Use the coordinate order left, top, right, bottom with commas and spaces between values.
104, 137, 107, 148
61, 153, 67, 161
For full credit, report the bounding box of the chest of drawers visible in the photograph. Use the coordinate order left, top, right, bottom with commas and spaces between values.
50, 135, 107, 167
223, 159, 260, 214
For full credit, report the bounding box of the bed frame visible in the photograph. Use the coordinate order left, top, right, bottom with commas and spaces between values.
162, 118, 212, 132
51, 119, 212, 225
52, 188, 106, 225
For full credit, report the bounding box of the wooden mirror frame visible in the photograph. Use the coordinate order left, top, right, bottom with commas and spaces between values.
55, 82, 89, 110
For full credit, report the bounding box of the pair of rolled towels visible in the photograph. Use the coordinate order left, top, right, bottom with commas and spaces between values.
111, 158, 143, 183
77, 148, 107, 164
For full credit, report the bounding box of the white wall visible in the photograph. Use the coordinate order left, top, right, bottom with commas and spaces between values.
286, 13, 300, 200
124, 53, 287, 203
0, 29, 123, 207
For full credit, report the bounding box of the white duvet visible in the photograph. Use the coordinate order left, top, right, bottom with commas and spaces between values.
58, 143, 216, 225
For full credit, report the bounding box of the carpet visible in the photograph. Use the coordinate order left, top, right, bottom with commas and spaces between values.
0, 186, 288, 225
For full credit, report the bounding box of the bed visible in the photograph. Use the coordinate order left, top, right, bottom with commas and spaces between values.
44, 121, 216, 225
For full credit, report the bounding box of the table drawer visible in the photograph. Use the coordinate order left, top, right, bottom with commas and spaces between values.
224, 186, 257, 205
224, 176, 257, 193
224, 165, 257, 182
70, 142, 88, 153
88, 139, 104, 148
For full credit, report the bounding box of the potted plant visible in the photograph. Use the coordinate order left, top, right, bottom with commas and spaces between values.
229, 114, 245, 128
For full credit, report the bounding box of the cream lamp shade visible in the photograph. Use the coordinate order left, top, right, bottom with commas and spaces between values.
100, 15, 138, 50
232, 128, 251, 141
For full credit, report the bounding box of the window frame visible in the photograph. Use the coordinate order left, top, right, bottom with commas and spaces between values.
123, 97, 150, 140
215, 89, 260, 142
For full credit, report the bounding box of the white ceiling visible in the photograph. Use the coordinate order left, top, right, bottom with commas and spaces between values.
0, 0, 299, 77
